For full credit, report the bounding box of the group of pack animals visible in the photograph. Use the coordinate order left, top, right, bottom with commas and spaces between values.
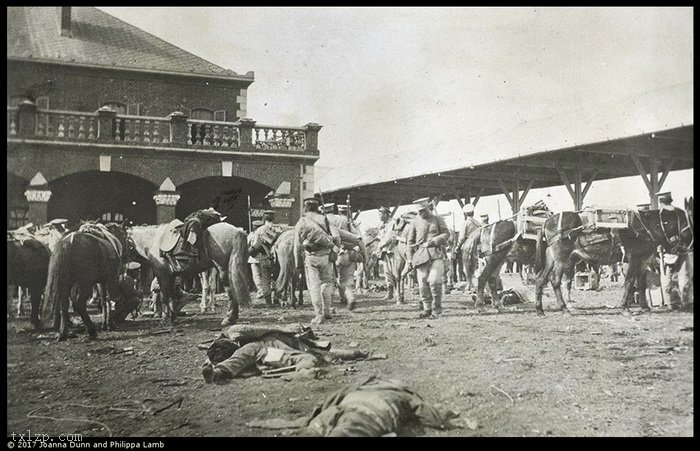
376, 198, 693, 315
7, 198, 694, 341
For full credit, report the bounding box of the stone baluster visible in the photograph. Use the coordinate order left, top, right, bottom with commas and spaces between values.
87, 117, 96, 139
114, 118, 122, 141
151, 120, 159, 143
18, 101, 37, 137
124, 118, 132, 142
203, 124, 211, 145
67, 116, 76, 138
133, 119, 142, 143
78, 116, 86, 139
57, 115, 66, 138
96, 107, 117, 142
142, 120, 151, 143
9, 115, 17, 136
213, 125, 221, 146
36, 113, 46, 137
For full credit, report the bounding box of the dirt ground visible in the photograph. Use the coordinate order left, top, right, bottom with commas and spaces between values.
6, 274, 694, 437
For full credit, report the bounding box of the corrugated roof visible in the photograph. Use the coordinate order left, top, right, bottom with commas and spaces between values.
7, 7, 253, 81
317, 81, 693, 193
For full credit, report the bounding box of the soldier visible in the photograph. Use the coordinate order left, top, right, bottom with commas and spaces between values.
656, 192, 686, 310
294, 197, 341, 325
480, 213, 490, 225
47, 218, 69, 234
248, 211, 277, 306
455, 204, 483, 291
405, 198, 451, 319
375, 206, 396, 301
328, 204, 364, 311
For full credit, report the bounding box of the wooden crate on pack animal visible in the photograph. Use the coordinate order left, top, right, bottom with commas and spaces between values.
580, 207, 629, 229
516, 211, 547, 240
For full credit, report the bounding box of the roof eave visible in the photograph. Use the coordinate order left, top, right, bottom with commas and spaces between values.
7, 56, 255, 85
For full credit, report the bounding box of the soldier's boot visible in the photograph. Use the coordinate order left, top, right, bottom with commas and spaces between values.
264, 294, 273, 307
382, 285, 394, 301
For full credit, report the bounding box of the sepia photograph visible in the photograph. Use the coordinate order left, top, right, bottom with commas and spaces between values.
6, 6, 693, 439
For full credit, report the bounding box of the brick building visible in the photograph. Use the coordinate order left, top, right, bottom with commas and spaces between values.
7, 7, 321, 230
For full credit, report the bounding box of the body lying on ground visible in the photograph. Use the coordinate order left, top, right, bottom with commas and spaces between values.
201, 324, 367, 383
305, 375, 451, 437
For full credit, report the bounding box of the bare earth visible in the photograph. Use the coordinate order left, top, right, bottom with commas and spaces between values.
6, 275, 694, 437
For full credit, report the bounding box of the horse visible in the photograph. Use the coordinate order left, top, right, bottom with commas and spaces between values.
198, 267, 219, 314
41, 222, 128, 340
378, 212, 415, 304
463, 203, 550, 312
128, 221, 250, 328
271, 229, 305, 308
7, 234, 50, 329
616, 200, 694, 313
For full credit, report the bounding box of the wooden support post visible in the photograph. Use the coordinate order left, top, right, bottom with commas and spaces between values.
389, 205, 399, 218
574, 171, 583, 211
580, 170, 598, 203
557, 168, 576, 203
649, 157, 659, 209
631, 154, 652, 192
498, 179, 514, 209
658, 158, 676, 189
518, 179, 534, 208
453, 191, 464, 209
512, 179, 521, 214
472, 187, 484, 207
353, 210, 361, 220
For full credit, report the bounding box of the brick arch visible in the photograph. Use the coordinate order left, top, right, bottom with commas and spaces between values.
173, 160, 296, 193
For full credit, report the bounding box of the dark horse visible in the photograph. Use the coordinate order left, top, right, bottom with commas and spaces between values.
463, 203, 550, 312
618, 200, 694, 313
41, 222, 128, 340
270, 229, 305, 308
7, 235, 50, 329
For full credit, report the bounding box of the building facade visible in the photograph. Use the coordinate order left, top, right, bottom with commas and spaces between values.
7, 7, 320, 229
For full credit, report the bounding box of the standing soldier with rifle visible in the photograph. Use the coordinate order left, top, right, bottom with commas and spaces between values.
405, 197, 451, 319
294, 197, 341, 325
327, 202, 364, 311
375, 206, 396, 301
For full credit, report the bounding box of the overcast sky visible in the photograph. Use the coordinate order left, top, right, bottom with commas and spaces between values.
100, 7, 693, 229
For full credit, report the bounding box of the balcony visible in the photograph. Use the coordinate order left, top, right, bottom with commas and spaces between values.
7, 102, 321, 156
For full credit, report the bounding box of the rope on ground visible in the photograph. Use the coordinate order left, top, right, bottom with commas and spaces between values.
490, 384, 514, 405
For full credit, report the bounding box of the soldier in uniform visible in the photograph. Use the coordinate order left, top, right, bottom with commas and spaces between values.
656, 192, 687, 310
294, 197, 341, 325
480, 213, 490, 225
405, 198, 451, 319
248, 211, 278, 306
327, 204, 364, 311
375, 206, 396, 301
47, 218, 69, 234
455, 204, 483, 291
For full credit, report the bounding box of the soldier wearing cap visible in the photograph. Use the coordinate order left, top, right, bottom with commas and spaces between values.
375, 206, 397, 301
327, 204, 364, 310
480, 213, 490, 225
247, 211, 278, 306
405, 197, 451, 319
636, 203, 651, 211
47, 218, 69, 234
655, 192, 686, 310
294, 197, 342, 325
455, 205, 483, 290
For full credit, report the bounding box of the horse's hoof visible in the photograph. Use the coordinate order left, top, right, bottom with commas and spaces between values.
536, 310, 545, 317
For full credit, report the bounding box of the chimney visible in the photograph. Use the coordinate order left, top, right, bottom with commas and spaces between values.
60, 7, 72, 37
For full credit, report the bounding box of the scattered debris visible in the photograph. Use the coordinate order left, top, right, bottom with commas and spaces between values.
152, 397, 184, 415
602, 390, 614, 397
349, 341, 359, 348
680, 326, 693, 332
490, 384, 514, 405
366, 352, 388, 360
245, 417, 309, 430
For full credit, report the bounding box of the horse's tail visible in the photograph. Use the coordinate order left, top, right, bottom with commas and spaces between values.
463, 230, 481, 283
41, 237, 71, 329
228, 228, 252, 307
535, 227, 545, 273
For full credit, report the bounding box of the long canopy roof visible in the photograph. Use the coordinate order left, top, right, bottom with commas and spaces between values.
317, 82, 693, 211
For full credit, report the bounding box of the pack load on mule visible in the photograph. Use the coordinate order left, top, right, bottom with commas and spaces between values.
159, 208, 226, 272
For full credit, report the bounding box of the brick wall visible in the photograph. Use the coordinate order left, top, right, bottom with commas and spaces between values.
7, 60, 250, 121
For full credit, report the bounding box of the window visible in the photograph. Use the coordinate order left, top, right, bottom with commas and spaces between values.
35, 96, 49, 110
302, 182, 307, 190
9, 95, 32, 107
9, 207, 29, 229
214, 110, 227, 121
102, 102, 127, 114
127, 103, 142, 116
101, 212, 124, 223
190, 108, 214, 120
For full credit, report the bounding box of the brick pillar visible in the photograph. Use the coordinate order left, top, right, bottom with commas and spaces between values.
169, 111, 189, 145
18, 100, 37, 137
268, 196, 295, 226
303, 123, 323, 153
96, 106, 117, 142
153, 192, 181, 224
238, 117, 256, 150
25, 187, 51, 226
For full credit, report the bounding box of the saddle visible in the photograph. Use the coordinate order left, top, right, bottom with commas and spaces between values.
159, 219, 184, 253
78, 223, 123, 258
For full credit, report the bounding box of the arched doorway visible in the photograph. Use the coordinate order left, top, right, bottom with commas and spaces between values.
177, 176, 273, 230
48, 171, 158, 225
7, 172, 29, 229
